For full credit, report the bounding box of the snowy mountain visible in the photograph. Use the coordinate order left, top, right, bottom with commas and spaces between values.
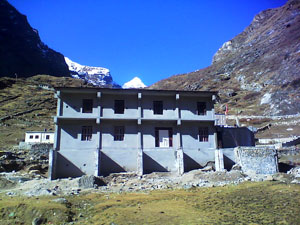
122, 77, 147, 89
65, 57, 119, 87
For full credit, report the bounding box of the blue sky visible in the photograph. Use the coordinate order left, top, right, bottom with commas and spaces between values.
9, 0, 286, 86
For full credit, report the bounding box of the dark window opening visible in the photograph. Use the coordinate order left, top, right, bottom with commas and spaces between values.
114, 126, 125, 141
155, 127, 173, 147
81, 126, 92, 141
199, 127, 209, 142
82, 99, 93, 113
197, 102, 207, 115
35, 135, 39, 139
46, 135, 50, 140
114, 100, 125, 114
29, 135, 33, 139
153, 101, 163, 115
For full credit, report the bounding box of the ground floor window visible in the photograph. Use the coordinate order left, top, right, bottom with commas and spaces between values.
46, 135, 50, 140
155, 127, 173, 147
199, 127, 209, 142
114, 126, 125, 141
81, 126, 92, 141
29, 135, 33, 139
35, 135, 39, 139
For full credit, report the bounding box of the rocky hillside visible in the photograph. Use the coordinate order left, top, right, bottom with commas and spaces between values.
0, 0, 69, 77
151, 0, 300, 116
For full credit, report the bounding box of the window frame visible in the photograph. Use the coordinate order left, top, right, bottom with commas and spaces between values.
82, 99, 93, 113
114, 126, 125, 141
153, 101, 163, 115
81, 126, 93, 141
114, 100, 125, 114
199, 127, 209, 142
197, 102, 207, 115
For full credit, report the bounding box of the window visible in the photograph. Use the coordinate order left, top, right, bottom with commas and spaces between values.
46, 135, 50, 140
35, 135, 39, 139
155, 128, 173, 147
29, 135, 33, 139
114, 126, 125, 141
81, 126, 92, 141
197, 102, 207, 115
114, 100, 125, 114
153, 101, 163, 115
82, 99, 93, 113
199, 127, 209, 142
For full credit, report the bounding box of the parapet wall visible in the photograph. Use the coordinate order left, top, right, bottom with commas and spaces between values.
234, 146, 278, 175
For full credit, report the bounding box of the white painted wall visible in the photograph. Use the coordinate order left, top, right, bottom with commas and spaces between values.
25, 132, 54, 143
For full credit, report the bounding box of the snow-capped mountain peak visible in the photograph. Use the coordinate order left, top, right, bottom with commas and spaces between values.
122, 77, 147, 89
65, 57, 119, 87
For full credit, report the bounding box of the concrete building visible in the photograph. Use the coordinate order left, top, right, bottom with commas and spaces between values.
49, 87, 218, 179
25, 131, 54, 144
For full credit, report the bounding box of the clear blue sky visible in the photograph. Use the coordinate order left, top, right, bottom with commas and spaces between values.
8, 0, 286, 86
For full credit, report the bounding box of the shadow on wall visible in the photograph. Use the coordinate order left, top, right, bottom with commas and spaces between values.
55, 153, 85, 178
143, 153, 168, 174
183, 153, 203, 172
224, 155, 235, 170
100, 152, 126, 176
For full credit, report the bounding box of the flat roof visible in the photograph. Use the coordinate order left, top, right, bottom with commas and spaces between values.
25, 131, 54, 134
54, 87, 217, 96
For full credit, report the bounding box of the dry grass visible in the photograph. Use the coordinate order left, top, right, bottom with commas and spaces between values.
1, 181, 298, 224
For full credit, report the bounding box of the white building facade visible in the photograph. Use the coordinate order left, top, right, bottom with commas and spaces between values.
25, 131, 54, 144
49, 87, 218, 179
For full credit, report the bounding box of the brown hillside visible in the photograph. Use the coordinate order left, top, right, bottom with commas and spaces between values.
150, 0, 300, 116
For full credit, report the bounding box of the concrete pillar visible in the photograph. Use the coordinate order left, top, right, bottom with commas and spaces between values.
94, 148, 100, 176
215, 149, 225, 171
48, 149, 57, 180
176, 149, 184, 175
137, 127, 143, 175
53, 124, 60, 151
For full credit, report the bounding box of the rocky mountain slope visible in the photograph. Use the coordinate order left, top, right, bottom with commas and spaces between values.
122, 77, 146, 89
0, 0, 69, 78
65, 57, 119, 87
151, 0, 300, 116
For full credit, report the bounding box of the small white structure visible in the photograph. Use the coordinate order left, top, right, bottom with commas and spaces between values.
25, 131, 54, 144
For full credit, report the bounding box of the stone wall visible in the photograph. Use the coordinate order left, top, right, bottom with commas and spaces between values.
234, 146, 278, 175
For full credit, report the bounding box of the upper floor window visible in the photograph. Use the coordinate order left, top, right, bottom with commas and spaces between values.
114, 100, 125, 114
197, 102, 207, 115
81, 126, 92, 141
82, 99, 93, 113
153, 101, 163, 115
199, 127, 209, 142
114, 126, 125, 141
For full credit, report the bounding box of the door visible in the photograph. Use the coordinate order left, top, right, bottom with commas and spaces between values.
159, 130, 169, 147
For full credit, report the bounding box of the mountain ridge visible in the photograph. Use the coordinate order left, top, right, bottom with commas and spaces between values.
150, 0, 300, 116
0, 0, 69, 77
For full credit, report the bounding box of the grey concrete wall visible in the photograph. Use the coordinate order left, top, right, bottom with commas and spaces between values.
61, 93, 98, 117
183, 149, 215, 172
143, 149, 177, 173
181, 122, 216, 149
219, 127, 255, 148
100, 149, 138, 176
55, 150, 97, 178
59, 120, 100, 150
234, 146, 278, 174
101, 121, 138, 149
141, 122, 178, 149
101, 93, 138, 119
142, 95, 177, 120
180, 96, 214, 120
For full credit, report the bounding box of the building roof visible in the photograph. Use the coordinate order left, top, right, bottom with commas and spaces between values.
54, 87, 217, 97
25, 131, 54, 134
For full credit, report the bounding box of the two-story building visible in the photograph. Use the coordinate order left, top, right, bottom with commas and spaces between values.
49, 87, 218, 179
